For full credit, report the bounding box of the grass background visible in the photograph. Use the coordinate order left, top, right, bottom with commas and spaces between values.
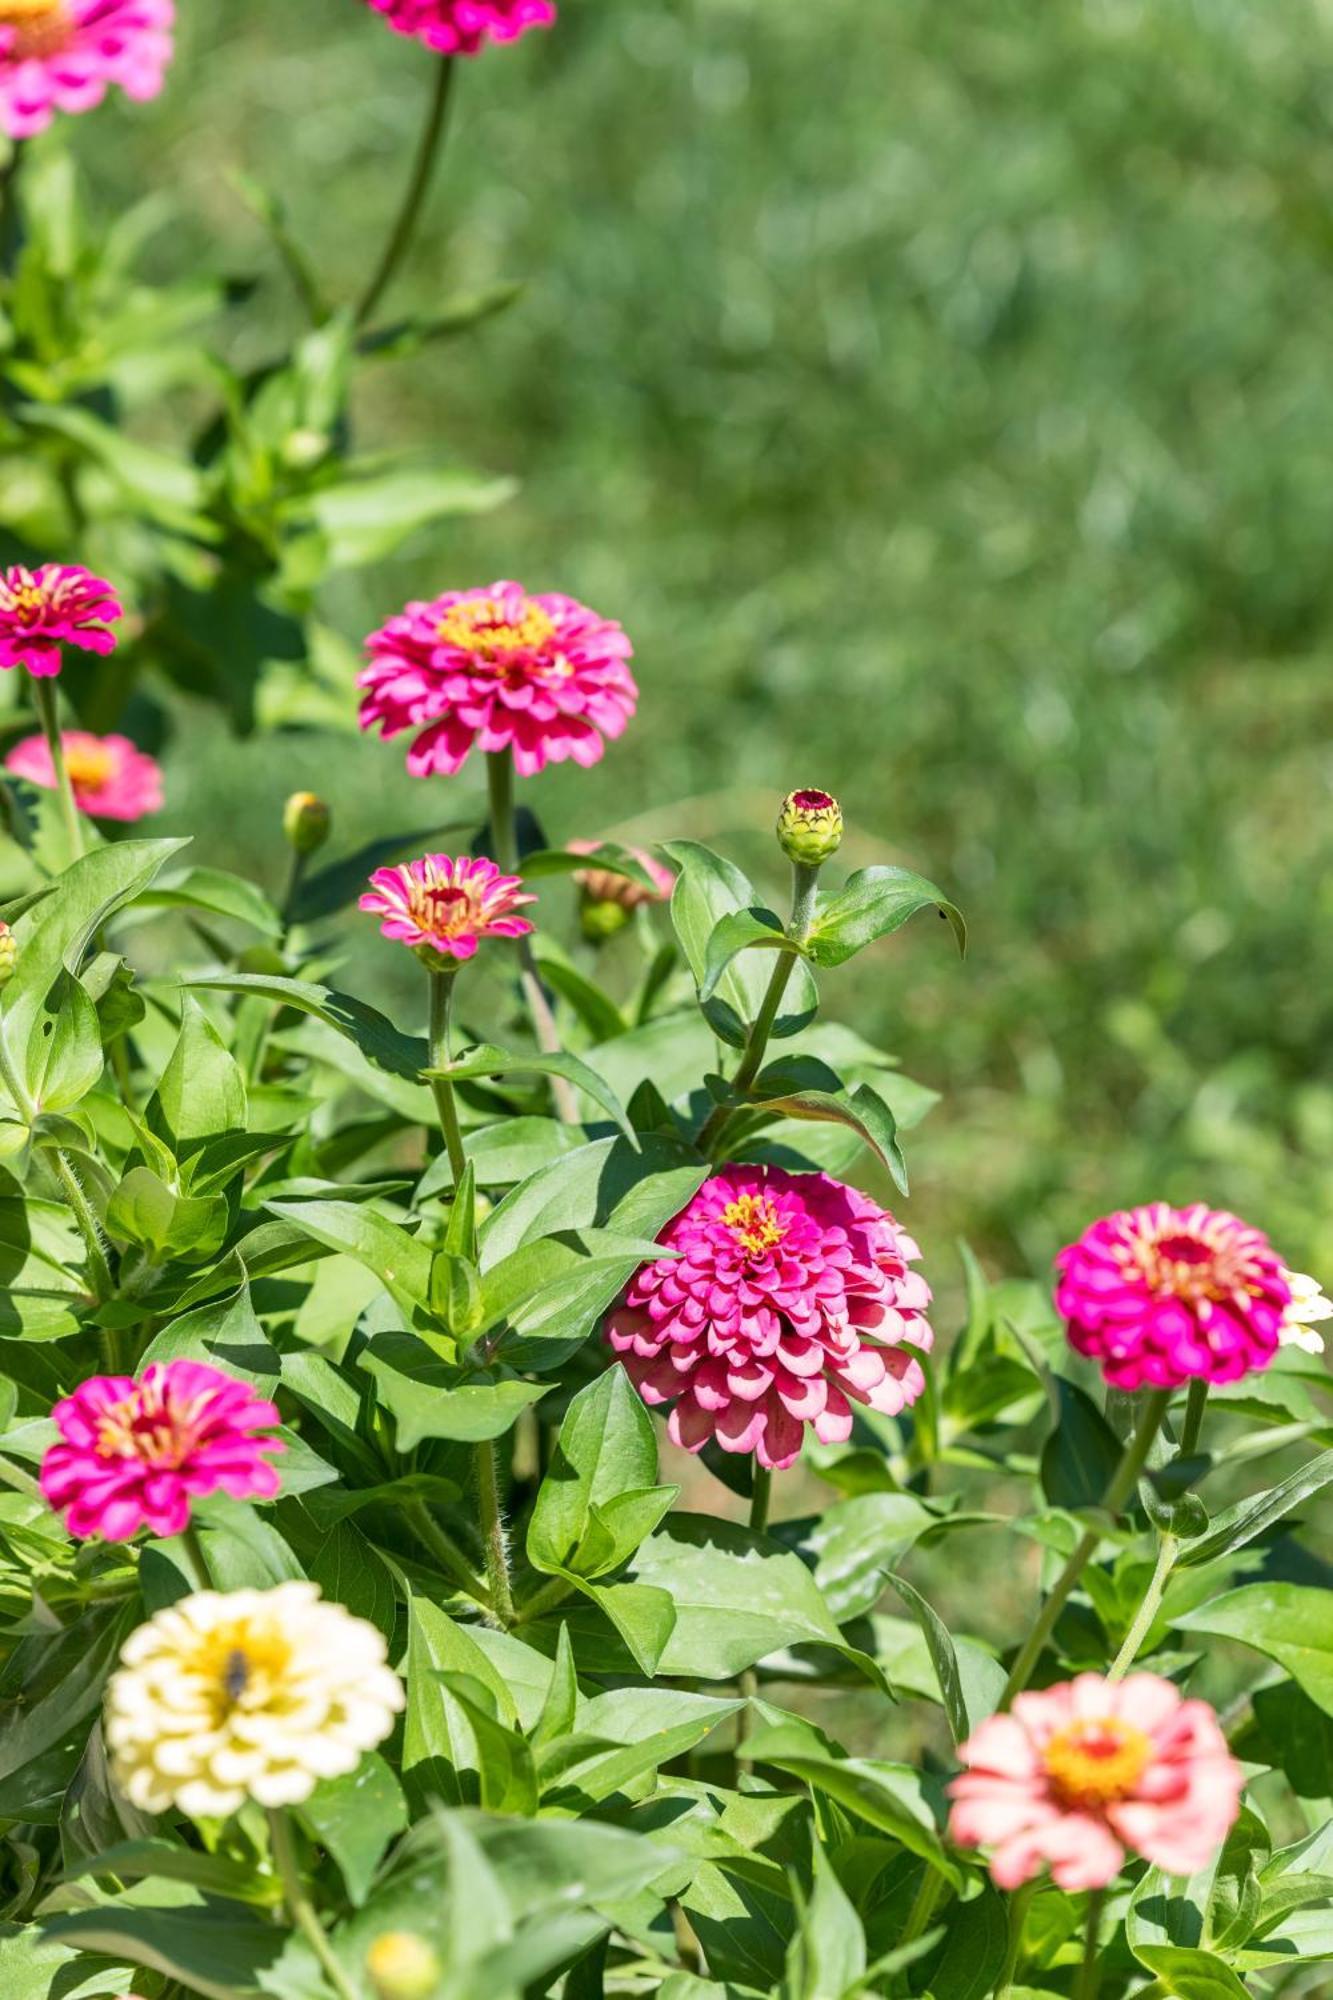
76, 0, 1333, 1297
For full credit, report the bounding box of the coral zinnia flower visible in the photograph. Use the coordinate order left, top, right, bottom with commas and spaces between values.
359, 851, 536, 962
948, 1672, 1243, 1890
361, 0, 555, 56
359, 580, 637, 779
1055, 1202, 1294, 1391
607, 1166, 933, 1472
0, 0, 174, 140
6, 729, 162, 820
106, 1582, 405, 1817
41, 1362, 283, 1542
0, 563, 121, 676
570, 839, 674, 911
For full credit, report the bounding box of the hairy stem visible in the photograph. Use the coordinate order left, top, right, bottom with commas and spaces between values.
31, 676, 83, 862
356, 56, 456, 327
426, 968, 468, 1186
406, 1501, 492, 1610
485, 749, 579, 1122
268, 1810, 358, 2000
1000, 1389, 1171, 1707
475, 1439, 515, 1627
49, 1150, 113, 1303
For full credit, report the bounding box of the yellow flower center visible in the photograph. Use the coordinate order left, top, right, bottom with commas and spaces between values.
436, 595, 563, 675
406, 863, 483, 941
193, 1622, 294, 1722
1121, 1217, 1257, 1308
63, 741, 116, 791
5, 580, 48, 626
1043, 1717, 1152, 1808
722, 1192, 787, 1256
0, 0, 72, 59
95, 1379, 208, 1469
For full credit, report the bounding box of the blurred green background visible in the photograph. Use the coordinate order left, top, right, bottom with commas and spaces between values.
76, 0, 1333, 1289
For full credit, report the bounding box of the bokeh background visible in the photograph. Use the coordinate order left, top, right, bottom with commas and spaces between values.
80, 0, 1333, 1295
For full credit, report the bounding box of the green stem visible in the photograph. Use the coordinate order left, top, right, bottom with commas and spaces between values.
280, 848, 308, 931
485, 749, 579, 1122
697, 859, 820, 1158
0, 1453, 41, 1500
31, 676, 82, 863
426, 968, 468, 1186
516, 1572, 574, 1626
356, 56, 456, 327
1108, 1531, 1178, 1680
1074, 1890, 1106, 2000
900, 1866, 945, 1945
0, 139, 24, 275
1000, 1388, 1171, 1707
268, 1810, 358, 2000
736, 1468, 775, 1754
406, 1500, 492, 1610
49, 1150, 112, 1303
475, 1439, 515, 1627
1179, 1377, 1209, 1457
993, 1880, 1037, 1998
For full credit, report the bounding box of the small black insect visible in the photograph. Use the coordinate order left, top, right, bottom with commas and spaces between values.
223, 1648, 250, 1702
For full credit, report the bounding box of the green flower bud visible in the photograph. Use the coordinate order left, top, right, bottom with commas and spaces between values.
366, 1933, 442, 2000
282, 791, 331, 856
776, 789, 843, 866
0, 922, 14, 989
580, 896, 633, 943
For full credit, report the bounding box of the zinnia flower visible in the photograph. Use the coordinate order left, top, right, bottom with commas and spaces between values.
359, 580, 637, 779
0, 563, 121, 676
1055, 1202, 1294, 1391
6, 729, 162, 820
607, 1166, 933, 1471
105, 1581, 405, 1817
359, 851, 536, 962
361, 0, 555, 57
41, 1362, 283, 1542
571, 839, 674, 938
948, 1672, 1243, 1890
0, 0, 174, 140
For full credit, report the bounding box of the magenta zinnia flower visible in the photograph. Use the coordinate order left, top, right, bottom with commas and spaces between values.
359, 851, 536, 962
359, 581, 637, 779
361, 0, 555, 56
6, 730, 162, 820
948, 1672, 1243, 1891
41, 1362, 283, 1543
0, 0, 174, 140
0, 563, 121, 677
1056, 1201, 1293, 1391
607, 1166, 933, 1472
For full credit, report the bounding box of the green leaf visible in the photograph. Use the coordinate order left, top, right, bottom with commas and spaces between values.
478, 1229, 668, 1370
264, 1197, 432, 1324
531, 1623, 580, 1752
38, 1905, 286, 2000
480, 1133, 704, 1262
921, 1885, 1009, 2000
743, 1730, 960, 1886
147, 997, 246, 1148
358, 1336, 549, 1448
664, 839, 819, 1048
134, 866, 282, 936
435, 1042, 635, 1142
0, 1922, 135, 2000
522, 842, 666, 893
1041, 1379, 1123, 1510
295, 1754, 407, 1905
700, 908, 802, 1005
527, 1364, 663, 1575
1134, 1945, 1251, 1999
784, 1842, 866, 2000
747, 1078, 908, 1194
538, 1689, 741, 1808
806, 864, 966, 967
884, 1573, 971, 1745
188, 971, 428, 1083
1176, 1585, 1333, 1715
138, 1279, 279, 1387
404, 1597, 530, 1810
1177, 1449, 1333, 1568
284, 462, 516, 568
24, 969, 102, 1113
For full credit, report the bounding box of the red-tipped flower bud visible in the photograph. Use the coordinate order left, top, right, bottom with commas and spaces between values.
366, 1931, 442, 2000
282, 791, 331, 856
777, 789, 843, 866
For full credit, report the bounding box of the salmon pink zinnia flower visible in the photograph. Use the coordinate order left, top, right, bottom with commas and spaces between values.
359, 852, 536, 962
0, 0, 174, 140
607, 1166, 933, 1472
359, 580, 637, 779
41, 1362, 283, 1543
361, 0, 555, 56
1056, 1202, 1294, 1391
6, 730, 162, 820
0, 563, 121, 676
949, 1672, 1243, 1890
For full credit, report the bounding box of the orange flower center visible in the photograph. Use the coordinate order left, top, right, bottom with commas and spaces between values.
0, 0, 72, 59
1043, 1718, 1152, 1808
95, 1380, 209, 1470
1120, 1217, 1257, 1308
406, 866, 483, 942
63, 741, 116, 791
722, 1192, 787, 1257
437, 595, 565, 677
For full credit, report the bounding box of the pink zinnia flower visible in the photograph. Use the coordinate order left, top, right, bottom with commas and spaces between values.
1056, 1201, 1293, 1391
0, 0, 174, 140
607, 1166, 933, 1472
359, 581, 637, 779
6, 730, 162, 820
570, 839, 675, 912
948, 1672, 1243, 1890
361, 0, 555, 57
359, 851, 536, 962
41, 1362, 283, 1543
0, 563, 121, 677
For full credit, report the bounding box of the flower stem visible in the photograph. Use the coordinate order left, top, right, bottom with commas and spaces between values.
515, 1572, 573, 1626
994, 1879, 1037, 1998
406, 1500, 492, 1609
1074, 1889, 1106, 2000
475, 1439, 515, 1627
698, 859, 821, 1158
0, 1452, 41, 1500
181, 1523, 210, 1590
426, 968, 468, 1186
749, 1465, 772, 1536
49, 1149, 112, 1303
356, 55, 456, 327
268, 1809, 358, 2000
1179, 1377, 1209, 1457
485, 749, 579, 1123
1108, 1530, 1178, 1681
30, 675, 83, 863
1000, 1388, 1172, 1707
900, 1866, 945, 1945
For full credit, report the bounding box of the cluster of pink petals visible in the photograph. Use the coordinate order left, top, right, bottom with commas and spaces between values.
6, 729, 162, 820
362, 0, 555, 55
949, 1672, 1243, 1890
570, 839, 674, 912
608, 1166, 933, 1472
359, 851, 535, 962
1056, 1201, 1291, 1390
359, 580, 637, 779
0, 0, 174, 141
0, 563, 121, 676
41, 1361, 283, 1543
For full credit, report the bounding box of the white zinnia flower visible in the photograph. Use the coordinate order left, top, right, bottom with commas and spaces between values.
1279, 1269, 1332, 1355
105, 1581, 404, 1819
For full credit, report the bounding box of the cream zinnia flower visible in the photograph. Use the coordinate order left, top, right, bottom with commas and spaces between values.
106, 1582, 404, 1818
1278, 1268, 1332, 1355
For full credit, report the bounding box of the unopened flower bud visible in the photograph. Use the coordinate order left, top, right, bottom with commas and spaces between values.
0, 921, 14, 988
776, 789, 843, 866
367, 1931, 442, 2000
283, 791, 331, 856
580, 896, 632, 943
